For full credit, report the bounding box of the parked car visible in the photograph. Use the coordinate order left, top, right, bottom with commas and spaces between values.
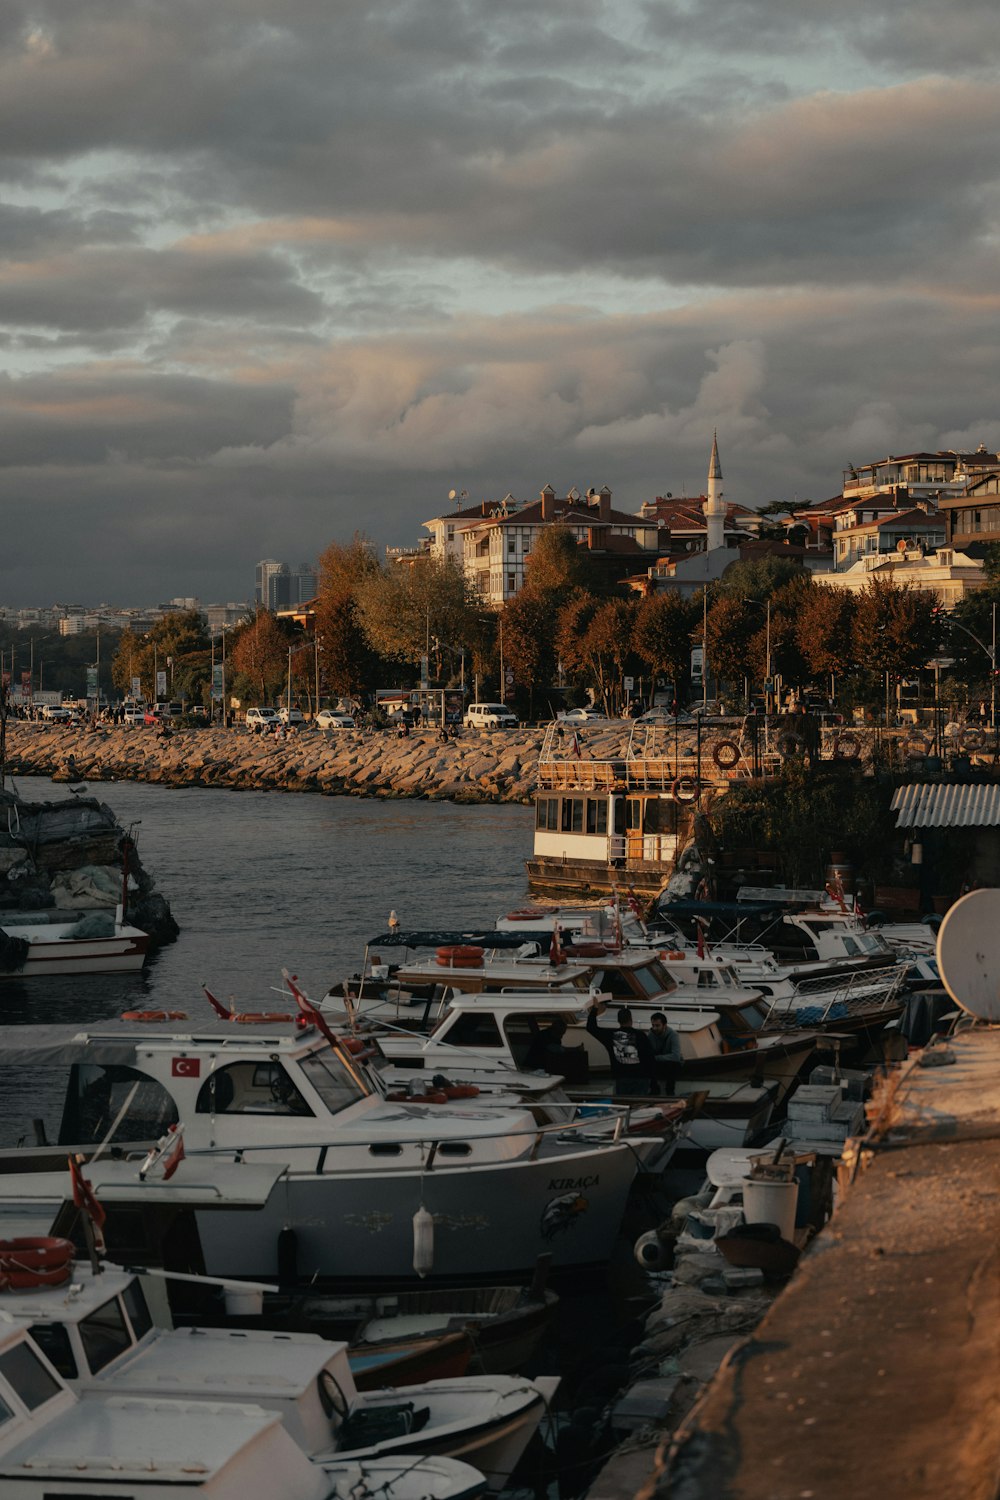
245, 707, 280, 731
278, 707, 306, 726
121, 705, 145, 725
315, 709, 356, 730
41, 705, 73, 722
556, 707, 609, 722
463, 702, 519, 729
636, 707, 695, 725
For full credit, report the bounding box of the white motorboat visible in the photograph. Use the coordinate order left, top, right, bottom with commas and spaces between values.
0, 1314, 489, 1500
0, 1015, 644, 1286
0, 1253, 547, 1492
0, 903, 151, 977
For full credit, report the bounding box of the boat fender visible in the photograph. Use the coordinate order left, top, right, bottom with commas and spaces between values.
277, 1227, 298, 1287
660, 950, 686, 961
413, 1205, 435, 1278
634, 1229, 670, 1272
834, 732, 861, 761
0, 1236, 74, 1291
120, 1010, 188, 1023
712, 739, 741, 770
672, 776, 699, 804
565, 943, 611, 958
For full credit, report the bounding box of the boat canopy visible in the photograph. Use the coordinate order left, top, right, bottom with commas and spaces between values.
366, 929, 547, 949
658, 901, 788, 920
0, 1025, 142, 1068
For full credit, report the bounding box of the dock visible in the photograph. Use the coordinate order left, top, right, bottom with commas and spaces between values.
644, 1026, 1000, 1500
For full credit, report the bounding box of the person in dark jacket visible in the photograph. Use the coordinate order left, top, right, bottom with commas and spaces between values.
648, 1010, 682, 1093
585, 1000, 659, 1096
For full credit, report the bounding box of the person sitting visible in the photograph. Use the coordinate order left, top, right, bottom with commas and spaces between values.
648, 1011, 682, 1093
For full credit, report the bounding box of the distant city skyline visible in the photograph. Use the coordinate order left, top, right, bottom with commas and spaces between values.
3, 1, 1000, 605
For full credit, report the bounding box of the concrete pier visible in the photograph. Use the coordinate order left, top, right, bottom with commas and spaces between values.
629, 1028, 1000, 1500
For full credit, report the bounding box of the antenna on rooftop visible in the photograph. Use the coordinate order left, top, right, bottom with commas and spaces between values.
936, 889, 1000, 1021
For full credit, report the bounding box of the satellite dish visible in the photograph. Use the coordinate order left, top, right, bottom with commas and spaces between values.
936, 889, 1000, 1020
448, 489, 456, 500
568, 487, 580, 501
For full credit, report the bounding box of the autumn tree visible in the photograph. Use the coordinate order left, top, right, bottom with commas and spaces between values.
633, 591, 700, 703
704, 595, 758, 691
357, 556, 480, 672
228, 610, 291, 704
851, 579, 939, 686
795, 586, 858, 684
314, 534, 382, 697
524, 526, 600, 597
501, 590, 558, 717
556, 593, 638, 713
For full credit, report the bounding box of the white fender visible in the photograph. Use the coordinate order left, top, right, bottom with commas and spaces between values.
412, 1204, 435, 1278
634, 1229, 669, 1272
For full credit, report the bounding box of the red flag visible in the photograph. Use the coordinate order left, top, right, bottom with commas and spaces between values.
139, 1123, 186, 1182
284, 970, 340, 1048
549, 922, 564, 967
571, 732, 581, 757
69, 1154, 106, 1251
171, 1057, 201, 1077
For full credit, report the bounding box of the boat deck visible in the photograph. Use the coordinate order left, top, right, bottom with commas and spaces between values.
652, 1025, 1000, 1500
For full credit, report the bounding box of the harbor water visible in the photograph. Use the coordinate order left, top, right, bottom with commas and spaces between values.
0, 776, 534, 1144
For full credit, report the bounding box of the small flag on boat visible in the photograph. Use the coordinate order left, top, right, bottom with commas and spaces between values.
549, 922, 564, 967
139, 1123, 186, 1182
68, 1153, 107, 1251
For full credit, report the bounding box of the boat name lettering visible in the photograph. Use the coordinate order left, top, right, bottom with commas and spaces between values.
547, 1175, 599, 1190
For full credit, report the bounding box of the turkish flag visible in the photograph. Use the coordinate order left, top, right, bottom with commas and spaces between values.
171, 1057, 201, 1077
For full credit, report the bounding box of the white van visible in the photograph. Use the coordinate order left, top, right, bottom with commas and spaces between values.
462, 702, 519, 729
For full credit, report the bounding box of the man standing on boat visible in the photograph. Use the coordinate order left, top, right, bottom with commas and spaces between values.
586, 999, 659, 1096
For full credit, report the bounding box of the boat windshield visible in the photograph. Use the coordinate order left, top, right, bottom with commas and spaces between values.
79, 1296, 134, 1374
0, 1340, 63, 1411
299, 1053, 368, 1115
59, 1064, 179, 1145
632, 961, 676, 996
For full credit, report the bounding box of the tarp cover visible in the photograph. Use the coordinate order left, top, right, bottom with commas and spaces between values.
366, 929, 545, 949
0, 1025, 140, 1068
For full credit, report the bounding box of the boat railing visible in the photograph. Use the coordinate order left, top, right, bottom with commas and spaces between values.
760, 963, 909, 1026
187, 1108, 628, 1174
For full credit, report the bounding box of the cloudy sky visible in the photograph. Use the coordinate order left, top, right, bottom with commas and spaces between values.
2, 0, 1000, 606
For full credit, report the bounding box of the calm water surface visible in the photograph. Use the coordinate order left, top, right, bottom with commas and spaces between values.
0, 777, 534, 1142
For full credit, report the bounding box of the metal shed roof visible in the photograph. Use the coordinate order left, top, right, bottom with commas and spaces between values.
891, 782, 1000, 828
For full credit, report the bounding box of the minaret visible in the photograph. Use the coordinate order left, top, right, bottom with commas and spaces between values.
704, 432, 726, 552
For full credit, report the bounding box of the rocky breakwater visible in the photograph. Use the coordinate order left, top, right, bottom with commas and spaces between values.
4, 722, 579, 803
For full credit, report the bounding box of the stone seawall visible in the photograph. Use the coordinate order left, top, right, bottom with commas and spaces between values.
4, 723, 567, 803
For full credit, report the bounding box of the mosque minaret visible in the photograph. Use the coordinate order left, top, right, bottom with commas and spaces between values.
704, 431, 726, 552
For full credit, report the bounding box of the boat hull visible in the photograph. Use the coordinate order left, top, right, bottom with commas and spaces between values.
193, 1144, 637, 1285
0, 930, 150, 977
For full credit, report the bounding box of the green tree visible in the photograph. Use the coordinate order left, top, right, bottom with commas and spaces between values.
314, 534, 382, 697
110, 610, 209, 702
716, 555, 806, 601
851, 578, 939, 684
946, 583, 1000, 690
524, 526, 599, 596
357, 557, 479, 670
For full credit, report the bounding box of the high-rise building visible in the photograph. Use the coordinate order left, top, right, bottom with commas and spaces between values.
255, 559, 316, 609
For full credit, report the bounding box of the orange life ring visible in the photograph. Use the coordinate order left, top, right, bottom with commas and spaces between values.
712, 739, 741, 770
232, 1012, 296, 1024
959, 729, 983, 751
505, 909, 549, 921
120, 1010, 188, 1023
436, 945, 485, 968
661, 949, 686, 960
834, 733, 861, 761
0, 1236, 74, 1291
341, 1037, 373, 1054
672, 776, 699, 803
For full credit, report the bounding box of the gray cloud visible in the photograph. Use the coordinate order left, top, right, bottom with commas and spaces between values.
1, 0, 999, 603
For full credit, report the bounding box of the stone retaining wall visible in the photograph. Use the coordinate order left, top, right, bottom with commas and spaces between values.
3, 723, 571, 803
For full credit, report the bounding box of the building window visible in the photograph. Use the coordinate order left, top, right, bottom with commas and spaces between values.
508, 539, 516, 555
508, 574, 516, 592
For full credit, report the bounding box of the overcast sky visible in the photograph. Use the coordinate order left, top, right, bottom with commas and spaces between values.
2, 0, 1000, 607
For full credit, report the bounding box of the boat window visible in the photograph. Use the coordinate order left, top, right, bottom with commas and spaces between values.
369, 1143, 402, 1156
696, 970, 718, 988
0, 1340, 64, 1409
632, 963, 673, 997
535, 798, 559, 831
588, 968, 635, 998
59, 1064, 179, 1145
841, 937, 860, 956
441, 1012, 503, 1047
300, 1054, 367, 1115
195, 1062, 313, 1116
123, 1279, 153, 1341
26, 1324, 77, 1380
644, 960, 677, 994
561, 797, 584, 834
585, 799, 608, 835
0, 1392, 12, 1428
438, 1142, 471, 1156
79, 1296, 133, 1374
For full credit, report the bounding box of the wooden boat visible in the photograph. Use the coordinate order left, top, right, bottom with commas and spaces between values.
0, 903, 150, 977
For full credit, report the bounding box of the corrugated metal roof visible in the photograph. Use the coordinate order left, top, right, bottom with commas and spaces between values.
891, 782, 1000, 828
